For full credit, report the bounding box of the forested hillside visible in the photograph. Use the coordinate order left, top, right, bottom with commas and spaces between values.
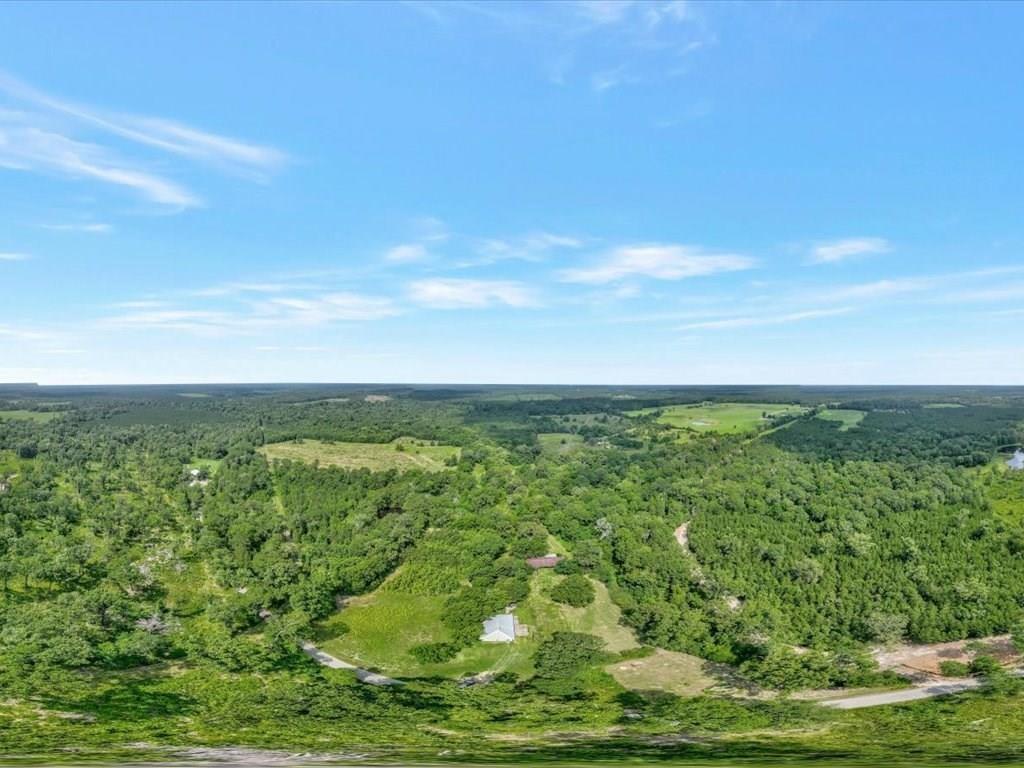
0, 385, 1023, 762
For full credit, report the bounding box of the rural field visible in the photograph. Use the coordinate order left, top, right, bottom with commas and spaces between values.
815, 408, 867, 430
0, 410, 60, 423
260, 437, 459, 472
537, 431, 585, 454
630, 402, 807, 435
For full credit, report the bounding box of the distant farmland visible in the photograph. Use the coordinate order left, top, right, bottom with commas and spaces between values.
0, 410, 61, 423
630, 402, 806, 435
260, 437, 459, 472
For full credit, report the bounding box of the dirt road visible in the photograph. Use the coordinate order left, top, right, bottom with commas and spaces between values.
820, 678, 984, 709
300, 641, 401, 686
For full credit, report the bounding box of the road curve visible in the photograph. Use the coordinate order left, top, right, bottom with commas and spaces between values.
300, 641, 402, 686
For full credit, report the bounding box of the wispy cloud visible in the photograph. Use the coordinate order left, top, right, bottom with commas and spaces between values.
560, 243, 754, 284
809, 237, 890, 265
39, 222, 112, 234
0, 69, 287, 211
679, 307, 852, 331
405, 1, 711, 92
384, 243, 429, 263
407, 278, 537, 309
469, 231, 582, 266
101, 290, 399, 336
0, 122, 200, 208
0, 252, 31, 261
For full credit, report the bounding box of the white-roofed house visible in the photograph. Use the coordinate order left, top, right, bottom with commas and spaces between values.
1009, 449, 1024, 471
480, 613, 517, 643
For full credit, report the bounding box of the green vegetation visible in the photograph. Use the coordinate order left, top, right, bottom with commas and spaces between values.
550, 572, 596, 606
260, 437, 459, 472
0, 409, 60, 423
0, 383, 1023, 762
816, 407, 867, 430
631, 401, 807, 435
537, 431, 584, 454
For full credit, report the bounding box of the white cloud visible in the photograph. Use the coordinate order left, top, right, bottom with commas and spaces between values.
408, 278, 537, 309
0, 69, 287, 210
0, 123, 200, 208
0, 70, 286, 176
384, 243, 429, 263
101, 291, 399, 336
809, 237, 890, 264
678, 307, 852, 331
39, 222, 112, 234
265, 293, 400, 323
411, 215, 449, 243
560, 243, 754, 284
471, 231, 582, 265
575, 1, 636, 25
0, 252, 30, 261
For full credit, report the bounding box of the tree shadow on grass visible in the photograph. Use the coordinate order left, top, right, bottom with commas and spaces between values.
46, 676, 195, 723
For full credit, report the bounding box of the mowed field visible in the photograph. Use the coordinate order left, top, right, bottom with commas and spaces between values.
260, 437, 459, 472
816, 408, 867, 431
0, 410, 61, 423
537, 432, 585, 455
631, 402, 806, 435
314, 570, 638, 680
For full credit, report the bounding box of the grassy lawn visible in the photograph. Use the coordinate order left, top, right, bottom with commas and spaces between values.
313, 567, 637, 680
0, 409, 60, 423
537, 432, 584, 455
605, 648, 715, 697
315, 591, 535, 679
815, 408, 867, 431
526, 570, 638, 653
260, 437, 459, 472
630, 402, 806, 435
186, 457, 222, 473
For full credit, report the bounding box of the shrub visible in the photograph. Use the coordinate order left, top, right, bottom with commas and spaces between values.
969, 655, 1002, 675
550, 574, 595, 607
938, 660, 971, 677
409, 642, 460, 663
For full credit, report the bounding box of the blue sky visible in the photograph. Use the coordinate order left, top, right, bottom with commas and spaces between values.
1, 1, 1023, 385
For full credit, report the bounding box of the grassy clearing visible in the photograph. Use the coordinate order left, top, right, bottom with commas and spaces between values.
482, 392, 562, 402
315, 591, 535, 679
186, 457, 222, 474
605, 648, 715, 697
630, 402, 806, 435
0, 410, 60, 423
537, 432, 584, 455
314, 566, 636, 680
815, 408, 867, 431
260, 437, 459, 473
527, 570, 638, 653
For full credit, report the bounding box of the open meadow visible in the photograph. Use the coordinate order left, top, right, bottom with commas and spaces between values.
630, 402, 807, 435
260, 437, 459, 472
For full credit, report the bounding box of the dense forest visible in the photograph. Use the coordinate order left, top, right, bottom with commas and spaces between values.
0, 384, 1023, 762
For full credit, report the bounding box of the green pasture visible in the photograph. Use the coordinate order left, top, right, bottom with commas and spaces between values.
815, 408, 867, 431
260, 437, 459, 472
630, 402, 807, 435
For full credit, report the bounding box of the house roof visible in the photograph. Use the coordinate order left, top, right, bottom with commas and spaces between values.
481, 613, 516, 640
1009, 450, 1024, 471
